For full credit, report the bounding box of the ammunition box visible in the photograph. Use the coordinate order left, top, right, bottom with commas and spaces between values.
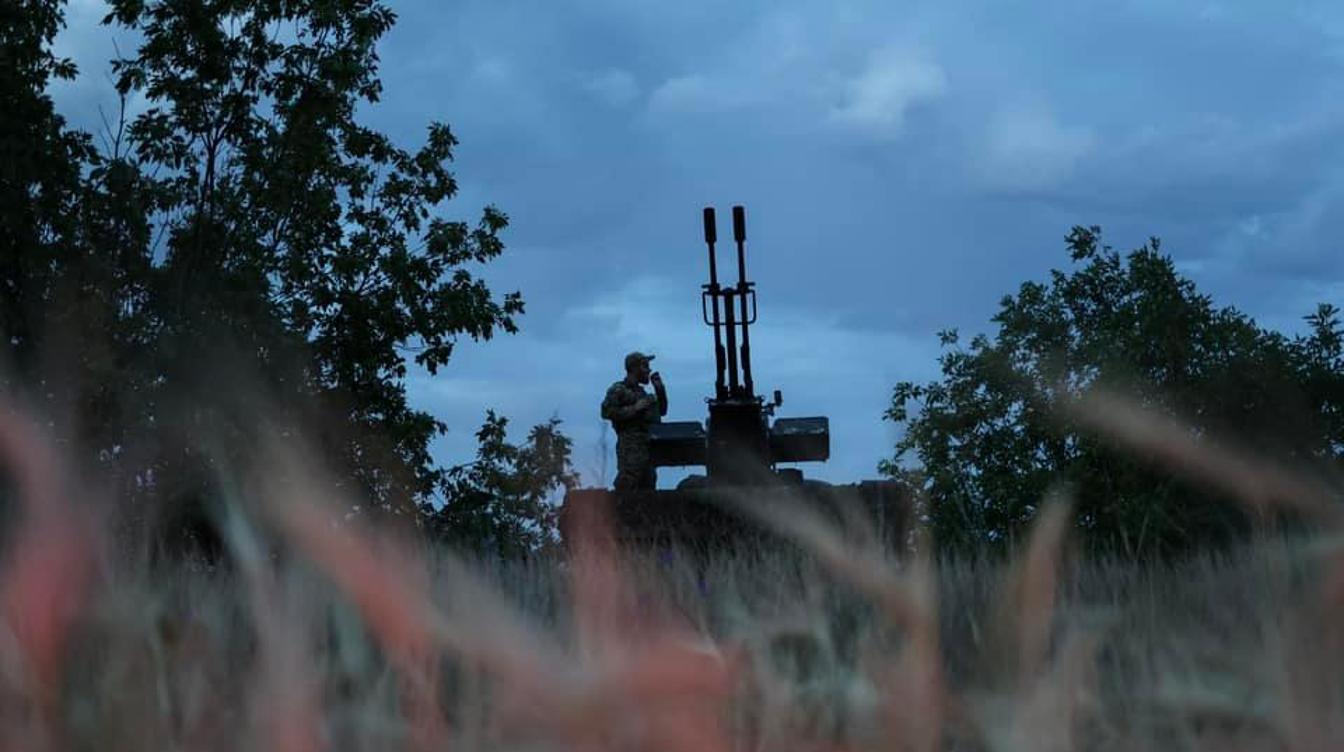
769, 416, 830, 463
649, 421, 708, 467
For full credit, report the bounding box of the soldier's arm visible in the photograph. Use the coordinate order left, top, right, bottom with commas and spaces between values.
602, 385, 654, 422
653, 380, 668, 417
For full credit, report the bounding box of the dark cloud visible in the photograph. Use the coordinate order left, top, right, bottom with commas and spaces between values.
46, 0, 1344, 487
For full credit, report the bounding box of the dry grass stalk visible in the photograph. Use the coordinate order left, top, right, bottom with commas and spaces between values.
0, 387, 1335, 751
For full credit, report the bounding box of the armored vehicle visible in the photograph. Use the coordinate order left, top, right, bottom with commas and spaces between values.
559, 206, 909, 550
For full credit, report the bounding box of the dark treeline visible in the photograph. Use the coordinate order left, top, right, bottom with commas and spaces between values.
1, 0, 574, 557
884, 227, 1344, 558
5, 0, 1341, 561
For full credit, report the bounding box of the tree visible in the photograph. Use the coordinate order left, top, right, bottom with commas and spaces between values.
1, 1, 157, 488
0, 0, 89, 369
97, 0, 526, 517
423, 411, 578, 556
884, 226, 1344, 557
0, 0, 576, 554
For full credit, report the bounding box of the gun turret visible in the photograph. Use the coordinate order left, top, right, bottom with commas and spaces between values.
559, 204, 911, 554
649, 206, 830, 485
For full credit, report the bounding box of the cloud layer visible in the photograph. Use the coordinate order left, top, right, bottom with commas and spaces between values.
48, 0, 1344, 488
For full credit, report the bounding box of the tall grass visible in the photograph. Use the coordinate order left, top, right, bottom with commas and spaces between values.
0, 393, 1341, 751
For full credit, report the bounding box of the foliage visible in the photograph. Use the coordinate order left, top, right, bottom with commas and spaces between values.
424, 411, 579, 556
884, 226, 1344, 557
1, 0, 158, 493
0, 0, 575, 552
2, 0, 97, 382
99, 0, 527, 515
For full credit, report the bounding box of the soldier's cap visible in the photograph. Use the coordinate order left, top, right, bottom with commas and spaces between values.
624, 351, 656, 370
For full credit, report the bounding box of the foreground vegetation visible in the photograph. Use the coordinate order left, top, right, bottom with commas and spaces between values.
1, 398, 1341, 752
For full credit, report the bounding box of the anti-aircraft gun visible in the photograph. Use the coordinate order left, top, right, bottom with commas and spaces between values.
644, 205, 830, 486
559, 206, 909, 550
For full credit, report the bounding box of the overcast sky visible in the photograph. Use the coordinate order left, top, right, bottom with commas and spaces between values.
51, 0, 1344, 488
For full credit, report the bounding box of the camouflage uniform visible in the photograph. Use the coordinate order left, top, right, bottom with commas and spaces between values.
602, 353, 666, 493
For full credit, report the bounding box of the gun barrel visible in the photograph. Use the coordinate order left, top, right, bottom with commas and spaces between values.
732, 206, 747, 284
703, 207, 727, 400
732, 206, 755, 396
724, 289, 740, 393
703, 207, 720, 285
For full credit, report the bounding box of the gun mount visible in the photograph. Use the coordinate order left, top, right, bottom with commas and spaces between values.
559, 206, 909, 552
647, 206, 830, 486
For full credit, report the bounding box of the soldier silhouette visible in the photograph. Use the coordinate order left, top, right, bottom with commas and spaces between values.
601, 351, 668, 493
